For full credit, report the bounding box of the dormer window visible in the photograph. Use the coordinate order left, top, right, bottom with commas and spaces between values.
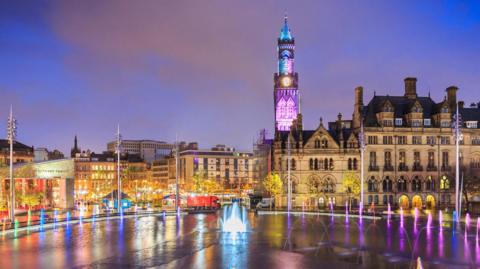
466, 121, 478, 129
412, 105, 422, 113
441, 106, 449, 113
424, 119, 431, 126
383, 105, 393, 112
395, 118, 403, 126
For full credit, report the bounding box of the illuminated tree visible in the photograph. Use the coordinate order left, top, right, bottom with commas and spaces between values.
342, 172, 360, 206
263, 173, 283, 209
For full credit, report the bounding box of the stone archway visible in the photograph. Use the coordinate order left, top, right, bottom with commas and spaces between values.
399, 195, 409, 209
426, 195, 435, 209
412, 195, 423, 209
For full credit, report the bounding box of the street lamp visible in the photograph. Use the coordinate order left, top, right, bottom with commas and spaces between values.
115, 125, 122, 213
359, 121, 366, 216
453, 103, 463, 220
6, 106, 17, 222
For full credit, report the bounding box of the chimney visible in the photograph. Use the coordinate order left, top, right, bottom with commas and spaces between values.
352, 86, 363, 130
404, 77, 417, 99
446, 86, 458, 111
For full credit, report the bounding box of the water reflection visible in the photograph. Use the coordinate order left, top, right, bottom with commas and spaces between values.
1, 212, 480, 268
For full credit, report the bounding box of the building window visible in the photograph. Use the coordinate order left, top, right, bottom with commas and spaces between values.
411, 176, 422, 192
472, 136, 480, 145
398, 151, 406, 170
397, 176, 407, 192
383, 120, 393, 127
424, 119, 431, 126
466, 121, 478, 129
412, 136, 422, 145
440, 176, 450, 190
471, 157, 480, 169
384, 151, 392, 168
382, 176, 393, 192
290, 159, 296, 170
314, 158, 318, 170
440, 136, 450, 145
309, 159, 314, 170
427, 152, 435, 169
368, 176, 377, 192
442, 151, 449, 169
413, 151, 421, 169
329, 158, 334, 170
324, 158, 329, 170
395, 118, 403, 126
353, 158, 358, 170
441, 121, 451, 128
321, 139, 328, 148
383, 136, 393, 145
412, 120, 422, 127
314, 139, 320, 148
426, 136, 436, 145
367, 136, 378, 145
397, 136, 407, 145
426, 176, 435, 191
348, 158, 352, 170
369, 151, 377, 168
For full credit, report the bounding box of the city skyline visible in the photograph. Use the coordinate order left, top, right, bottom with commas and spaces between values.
1, 1, 480, 154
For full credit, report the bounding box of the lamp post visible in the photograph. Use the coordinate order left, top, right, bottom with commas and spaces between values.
7, 106, 17, 222
115, 125, 122, 213
453, 103, 463, 220
359, 121, 365, 215
175, 139, 180, 214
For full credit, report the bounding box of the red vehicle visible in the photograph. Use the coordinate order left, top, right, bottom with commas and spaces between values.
187, 196, 220, 210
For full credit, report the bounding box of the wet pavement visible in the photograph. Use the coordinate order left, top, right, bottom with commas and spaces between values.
0, 210, 478, 269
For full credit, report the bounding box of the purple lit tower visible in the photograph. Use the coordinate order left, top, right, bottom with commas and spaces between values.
274, 15, 299, 132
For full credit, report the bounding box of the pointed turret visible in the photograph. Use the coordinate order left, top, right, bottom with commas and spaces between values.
280, 14, 293, 41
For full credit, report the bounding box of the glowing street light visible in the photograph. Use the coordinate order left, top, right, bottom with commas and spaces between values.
6, 106, 17, 222
115, 124, 122, 213
453, 103, 463, 220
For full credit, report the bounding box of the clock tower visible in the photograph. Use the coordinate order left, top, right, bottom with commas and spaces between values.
274, 15, 299, 131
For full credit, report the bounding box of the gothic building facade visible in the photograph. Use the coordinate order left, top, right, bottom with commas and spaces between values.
272, 17, 480, 210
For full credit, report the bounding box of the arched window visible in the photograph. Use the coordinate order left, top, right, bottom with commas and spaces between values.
322, 177, 335, 193
329, 158, 334, 170
382, 176, 393, 192
321, 139, 328, 148
314, 139, 320, 149
411, 176, 422, 192
353, 158, 358, 170
348, 158, 352, 170
440, 175, 450, 190
397, 176, 407, 192
426, 176, 434, 191
368, 176, 376, 192
309, 159, 314, 170
314, 159, 318, 170
324, 158, 328, 170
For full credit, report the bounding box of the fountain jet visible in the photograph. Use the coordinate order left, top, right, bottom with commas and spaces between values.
221, 202, 247, 233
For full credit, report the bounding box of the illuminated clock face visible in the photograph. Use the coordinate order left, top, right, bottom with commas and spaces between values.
281, 76, 292, 87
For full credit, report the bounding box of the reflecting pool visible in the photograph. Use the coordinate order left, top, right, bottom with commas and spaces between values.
0, 209, 477, 268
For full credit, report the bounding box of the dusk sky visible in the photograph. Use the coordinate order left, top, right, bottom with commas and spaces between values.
1, 1, 480, 155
